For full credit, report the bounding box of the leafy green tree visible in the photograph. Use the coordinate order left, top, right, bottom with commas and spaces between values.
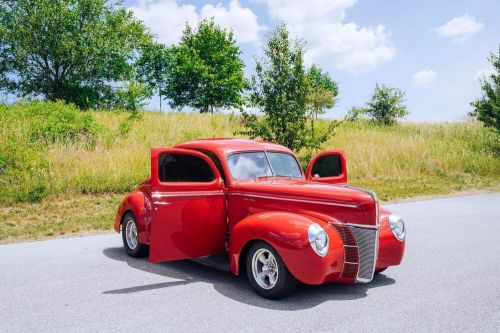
0, 0, 152, 109
305, 65, 338, 139
470, 45, 500, 133
116, 73, 149, 117
240, 23, 318, 151
352, 84, 408, 125
165, 18, 246, 113
136, 42, 170, 111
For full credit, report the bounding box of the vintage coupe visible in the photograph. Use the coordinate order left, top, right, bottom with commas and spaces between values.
114, 139, 405, 299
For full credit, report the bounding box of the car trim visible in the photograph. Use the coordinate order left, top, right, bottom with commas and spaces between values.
347, 222, 378, 230
330, 221, 378, 230
152, 191, 225, 198
228, 192, 359, 208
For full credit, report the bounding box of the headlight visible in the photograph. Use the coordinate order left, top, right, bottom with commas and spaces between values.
389, 214, 406, 241
308, 223, 329, 257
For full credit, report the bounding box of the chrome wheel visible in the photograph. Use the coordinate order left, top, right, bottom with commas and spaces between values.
125, 219, 138, 250
252, 248, 279, 290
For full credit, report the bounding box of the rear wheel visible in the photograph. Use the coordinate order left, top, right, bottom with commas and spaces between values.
246, 241, 297, 299
121, 212, 148, 257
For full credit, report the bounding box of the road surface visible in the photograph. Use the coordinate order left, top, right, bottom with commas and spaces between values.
1, 193, 499, 332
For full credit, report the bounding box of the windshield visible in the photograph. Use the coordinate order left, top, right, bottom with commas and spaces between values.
227, 151, 302, 180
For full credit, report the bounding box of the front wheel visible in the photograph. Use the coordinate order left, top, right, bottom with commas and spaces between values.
121, 212, 149, 257
246, 241, 297, 299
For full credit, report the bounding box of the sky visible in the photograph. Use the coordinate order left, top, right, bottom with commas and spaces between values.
127, 0, 499, 121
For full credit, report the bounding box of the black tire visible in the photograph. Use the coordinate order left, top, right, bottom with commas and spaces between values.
246, 241, 297, 299
121, 212, 149, 258
375, 267, 388, 274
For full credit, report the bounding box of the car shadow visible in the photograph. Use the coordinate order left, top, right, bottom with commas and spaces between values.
102, 247, 396, 310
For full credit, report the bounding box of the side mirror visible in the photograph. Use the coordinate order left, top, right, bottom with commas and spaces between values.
313, 174, 320, 180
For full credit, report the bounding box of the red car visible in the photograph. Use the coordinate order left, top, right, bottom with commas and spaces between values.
114, 139, 405, 299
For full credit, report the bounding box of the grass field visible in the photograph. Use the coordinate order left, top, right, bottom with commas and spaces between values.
1, 101, 499, 242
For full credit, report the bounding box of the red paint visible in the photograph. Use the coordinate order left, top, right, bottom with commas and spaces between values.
115, 139, 405, 285
149, 148, 227, 262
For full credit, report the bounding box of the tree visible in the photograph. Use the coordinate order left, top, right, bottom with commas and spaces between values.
470, 45, 500, 133
115, 73, 149, 117
136, 42, 170, 111
240, 23, 326, 151
0, 0, 152, 109
305, 65, 338, 139
165, 18, 246, 113
352, 84, 408, 125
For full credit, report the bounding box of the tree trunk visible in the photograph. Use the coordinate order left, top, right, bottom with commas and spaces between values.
159, 90, 162, 112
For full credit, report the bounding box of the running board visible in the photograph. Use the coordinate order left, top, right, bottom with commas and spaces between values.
192, 252, 230, 272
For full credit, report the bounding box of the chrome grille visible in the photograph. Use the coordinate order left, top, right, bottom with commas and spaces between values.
331, 224, 359, 279
349, 226, 377, 281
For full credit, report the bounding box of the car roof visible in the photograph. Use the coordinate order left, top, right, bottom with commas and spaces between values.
174, 138, 293, 156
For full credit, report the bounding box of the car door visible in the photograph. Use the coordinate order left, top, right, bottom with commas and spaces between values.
305, 150, 348, 184
149, 148, 227, 262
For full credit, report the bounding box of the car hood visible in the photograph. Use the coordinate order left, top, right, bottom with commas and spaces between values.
230, 178, 378, 226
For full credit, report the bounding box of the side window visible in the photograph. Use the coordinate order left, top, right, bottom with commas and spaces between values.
311, 155, 342, 178
198, 150, 227, 184
158, 154, 215, 182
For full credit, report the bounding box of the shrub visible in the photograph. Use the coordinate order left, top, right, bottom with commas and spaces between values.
470, 45, 499, 134
0, 100, 99, 203
17, 100, 98, 146
350, 84, 408, 126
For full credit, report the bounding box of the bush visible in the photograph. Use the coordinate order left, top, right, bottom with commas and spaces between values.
0, 100, 99, 203
18, 100, 98, 146
470, 45, 499, 134
350, 84, 408, 126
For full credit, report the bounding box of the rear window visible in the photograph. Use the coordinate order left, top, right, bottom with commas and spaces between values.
158, 153, 215, 182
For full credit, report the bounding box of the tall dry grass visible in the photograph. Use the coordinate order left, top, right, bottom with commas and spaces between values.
2, 106, 499, 241
45, 111, 500, 200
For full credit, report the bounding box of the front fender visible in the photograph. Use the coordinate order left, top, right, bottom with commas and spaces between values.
114, 190, 152, 244
377, 207, 405, 269
229, 211, 345, 285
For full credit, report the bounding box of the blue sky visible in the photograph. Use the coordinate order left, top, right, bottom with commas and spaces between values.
127, 0, 499, 121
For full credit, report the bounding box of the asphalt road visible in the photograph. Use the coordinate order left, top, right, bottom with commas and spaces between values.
1, 193, 499, 332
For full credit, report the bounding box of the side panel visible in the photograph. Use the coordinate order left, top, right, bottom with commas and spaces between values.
229, 211, 345, 285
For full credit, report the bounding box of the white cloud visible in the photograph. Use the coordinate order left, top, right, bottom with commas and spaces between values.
435, 15, 484, 43
258, 0, 397, 75
129, 0, 265, 45
201, 1, 266, 43
473, 67, 494, 81
412, 69, 437, 88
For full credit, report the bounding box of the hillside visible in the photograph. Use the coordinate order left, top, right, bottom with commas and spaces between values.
1, 102, 499, 242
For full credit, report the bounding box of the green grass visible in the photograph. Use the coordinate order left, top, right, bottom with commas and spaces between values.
1, 101, 499, 242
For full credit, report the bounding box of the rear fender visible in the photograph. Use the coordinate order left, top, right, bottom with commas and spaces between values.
114, 190, 152, 245
229, 211, 345, 285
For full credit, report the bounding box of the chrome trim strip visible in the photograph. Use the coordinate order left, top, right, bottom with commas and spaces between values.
346, 222, 378, 230
152, 191, 225, 198
343, 244, 358, 248
345, 261, 359, 265
153, 201, 170, 205
228, 192, 359, 208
